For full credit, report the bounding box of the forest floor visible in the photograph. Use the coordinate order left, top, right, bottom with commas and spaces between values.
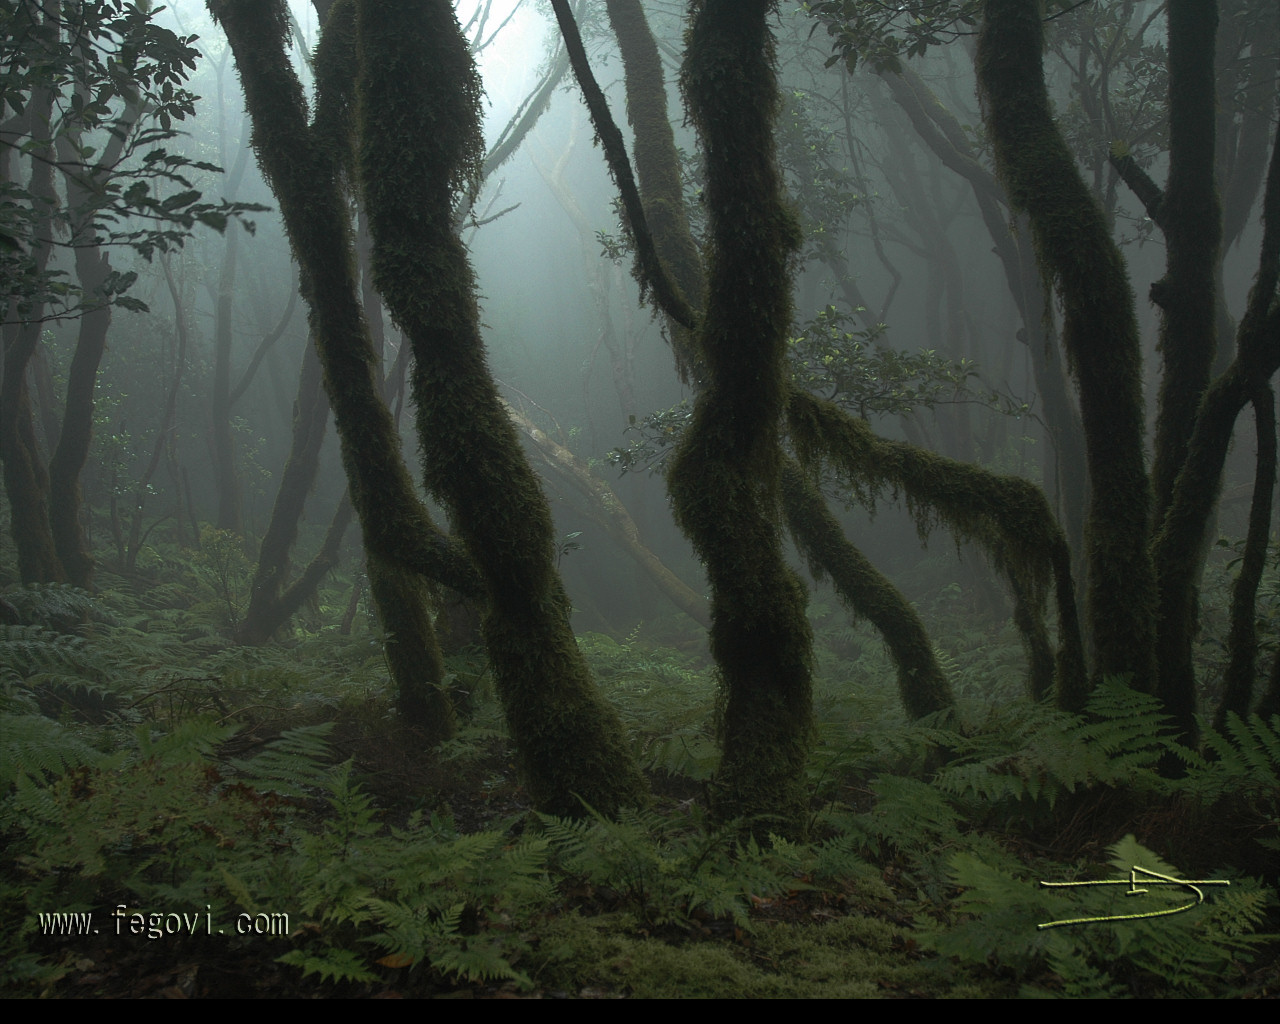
4, 567, 1280, 998
17, 714, 1280, 1000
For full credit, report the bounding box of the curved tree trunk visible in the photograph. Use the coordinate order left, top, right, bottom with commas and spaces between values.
780, 458, 952, 720
665, 0, 816, 839
209, 0, 482, 748
978, 0, 1157, 694
352, 0, 647, 817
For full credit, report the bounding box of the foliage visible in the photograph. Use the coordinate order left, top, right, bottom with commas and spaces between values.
928, 835, 1275, 997
810, 0, 1077, 74
0, 535, 1276, 997
0, 0, 262, 322
539, 804, 819, 934
609, 305, 1021, 476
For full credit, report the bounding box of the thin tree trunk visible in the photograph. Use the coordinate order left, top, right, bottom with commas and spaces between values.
1216, 386, 1276, 727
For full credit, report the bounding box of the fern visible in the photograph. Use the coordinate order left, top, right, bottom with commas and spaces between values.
1181, 713, 1280, 800
229, 722, 338, 798
927, 834, 1275, 997
539, 805, 805, 932
0, 625, 100, 687
0, 713, 103, 788
934, 679, 1175, 822
276, 946, 378, 985
2, 583, 114, 631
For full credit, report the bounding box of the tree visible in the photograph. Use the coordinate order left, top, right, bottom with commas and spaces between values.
805, 0, 1278, 740
208, 0, 647, 813
1, 0, 256, 588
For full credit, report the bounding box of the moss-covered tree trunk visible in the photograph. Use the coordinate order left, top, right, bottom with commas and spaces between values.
603, 0, 706, 380
664, 0, 814, 839
787, 390, 1086, 711
351, 0, 647, 817
209, 0, 480, 744
780, 459, 951, 719
978, 0, 1157, 694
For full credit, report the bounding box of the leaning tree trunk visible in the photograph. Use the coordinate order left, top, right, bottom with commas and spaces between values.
209, 0, 482, 746
351, 0, 647, 817
978, 0, 1157, 694
237, 341, 330, 644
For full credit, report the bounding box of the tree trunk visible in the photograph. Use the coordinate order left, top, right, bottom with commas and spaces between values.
780, 458, 952, 719
665, 0, 815, 839
1, 84, 63, 585
237, 340, 330, 643
1216, 387, 1276, 727
978, 0, 1157, 693
209, 0, 478, 751
352, 0, 647, 816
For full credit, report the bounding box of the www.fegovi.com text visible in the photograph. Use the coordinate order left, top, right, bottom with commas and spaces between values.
37, 906, 289, 940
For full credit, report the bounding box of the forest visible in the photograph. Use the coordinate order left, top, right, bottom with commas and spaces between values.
1, 0, 1278, 998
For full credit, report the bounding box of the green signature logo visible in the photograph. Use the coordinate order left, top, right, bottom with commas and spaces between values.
1037, 866, 1230, 930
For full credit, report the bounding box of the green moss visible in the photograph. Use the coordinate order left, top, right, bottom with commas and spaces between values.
666, 2, 816, 839
977, 0, 1156, 695
781, 459, 953, 720
352, 0, 646, 817
788, 390, 1086, 711
604, 0, 706, 380
366, 550, 454, 745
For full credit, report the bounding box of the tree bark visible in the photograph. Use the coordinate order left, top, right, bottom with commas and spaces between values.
352, 0, 647, 816
665, 0, 815, 839
237, 340, 330, 644
1216, 387, 1276, 727
978, 0, 1157, 694
780, 458, 952, 719
209, 0, 479, 749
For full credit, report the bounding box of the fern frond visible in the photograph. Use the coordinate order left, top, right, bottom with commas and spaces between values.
230, 722, 337, 798
0, 713, 102, 787
2, 584, 114, 631
276, 946, 378, 985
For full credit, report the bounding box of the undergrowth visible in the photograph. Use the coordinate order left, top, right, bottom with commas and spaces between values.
1, 576, 1277, 997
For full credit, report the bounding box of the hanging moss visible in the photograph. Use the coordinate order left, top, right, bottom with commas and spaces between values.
351, 0, 647, 818
977, 0, 1156, 695
788, 390, 1086, 711
780, 459, 952, 720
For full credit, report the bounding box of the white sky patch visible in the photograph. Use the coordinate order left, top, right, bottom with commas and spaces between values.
458, 1, 555, 146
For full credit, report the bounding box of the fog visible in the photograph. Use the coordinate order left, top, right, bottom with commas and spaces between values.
4, 0, 1278, 998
